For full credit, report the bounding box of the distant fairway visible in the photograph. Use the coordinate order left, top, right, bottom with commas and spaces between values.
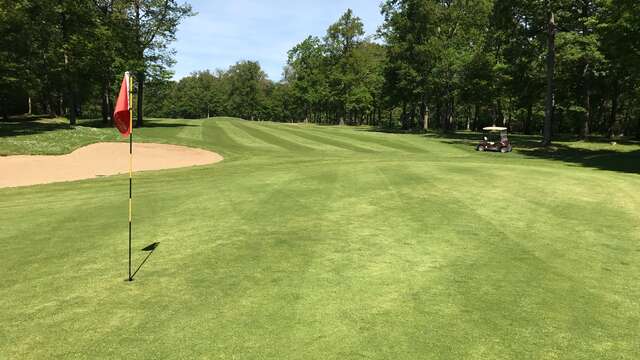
1, 118, 639, 359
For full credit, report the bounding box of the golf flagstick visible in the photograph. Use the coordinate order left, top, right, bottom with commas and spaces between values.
113, 71, 135, 281
128, 73, 134, 282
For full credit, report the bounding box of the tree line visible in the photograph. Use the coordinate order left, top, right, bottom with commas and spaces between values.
0, 0, 193, 127
147, 1, 640, 143
3, 1, 640, 144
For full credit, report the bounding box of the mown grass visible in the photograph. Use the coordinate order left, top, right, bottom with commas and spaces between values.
1, 117, 639, 359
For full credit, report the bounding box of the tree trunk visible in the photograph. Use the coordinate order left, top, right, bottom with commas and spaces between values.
543, 10, 556, 146
524, 103, 532, 135
101, 91, 108, 123
60, 6, 76, 126
583, 77, 591, 140
581, 4, 591, 141
43, 98, 51, 116
497, 100, 504, 126
134, 1, 144, 128
28, 97, 32, 115
447, 97, 455, 132
400, 102, 407, 129
609, 78, 619, 139
436, 99, 444, 132
408, 105, 416, 129
67, 85, 77, 125
64, 62, 77, 125
1, 97, 8, 121
136, 71, 145, 127
473, 104, 479, 132
421, 101, 429, 131
506, 101, 512, 129
101, 81, 112, 124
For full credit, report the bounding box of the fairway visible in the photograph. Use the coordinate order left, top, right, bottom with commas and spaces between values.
1, 118, 639, 359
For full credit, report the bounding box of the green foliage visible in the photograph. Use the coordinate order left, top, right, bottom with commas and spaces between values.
145, 63, 286, 122
287, 36, 329, 119
0, 0, 192, 125
4, 1, 640, 139
226, 61, 268, 121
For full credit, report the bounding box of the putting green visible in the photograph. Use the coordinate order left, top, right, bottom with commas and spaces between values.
1, 118, 639, 359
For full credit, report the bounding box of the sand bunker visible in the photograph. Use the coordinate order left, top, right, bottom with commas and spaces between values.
1, 142, 223, 188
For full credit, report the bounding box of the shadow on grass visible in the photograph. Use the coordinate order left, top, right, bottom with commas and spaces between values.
0, 120, 72, 137
76, 118, 199, 129
425, 131, 640, 175
0, 117, 197, 137
131, 242, 160, 280
518, 145, 640, 174
358, 126, 426, 134
141, 121, 199, 129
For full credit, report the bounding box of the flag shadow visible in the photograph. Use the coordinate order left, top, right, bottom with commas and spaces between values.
130, 242, 160, 280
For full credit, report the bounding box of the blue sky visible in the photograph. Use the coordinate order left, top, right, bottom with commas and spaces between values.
172, 0, 384, 81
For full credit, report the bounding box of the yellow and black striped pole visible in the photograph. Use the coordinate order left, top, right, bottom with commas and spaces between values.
128, 73, 134, 282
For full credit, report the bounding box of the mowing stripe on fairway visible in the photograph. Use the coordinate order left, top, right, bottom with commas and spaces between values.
232, 120, 352, 152
201, 119, 252, 156
303, 125, 432, 154
398, 164, 640, 353
294, 126, 410, 153
214, 118, 281, 150
264, 123, 377, 153
176, 119, 204, 141
229, 120, 317, 153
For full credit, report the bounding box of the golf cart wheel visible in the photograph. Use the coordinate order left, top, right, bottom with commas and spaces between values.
500, 146, 509, 153
477, 145, 485, 152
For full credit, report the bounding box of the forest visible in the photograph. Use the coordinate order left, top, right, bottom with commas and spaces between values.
2, 0, 640, 144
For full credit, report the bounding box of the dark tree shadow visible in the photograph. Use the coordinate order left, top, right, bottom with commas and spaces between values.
359, 126, 426, 134
1, 114, 56, 122
428, 131, 640, 175
1, 117, 197, 137
140, 121, 198, 129
74, 119, 198, 129
518, 145, 640, 174
131, 242, 160, 280
0, 119, 73, 137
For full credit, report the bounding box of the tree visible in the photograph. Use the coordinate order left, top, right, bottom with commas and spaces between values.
542, 7, 557, 145
381, 0, 493, 131
0, 0, 29, 120
350, 42, 386, 126
554, 1, 606, 139
226, 61, 269, 121
324, 9, 365, 125
127, 0, 193, 127
598, 0, 640, 139
287, 36, 328, 122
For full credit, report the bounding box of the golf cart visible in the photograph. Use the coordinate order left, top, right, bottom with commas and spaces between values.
476, 126, 512, 153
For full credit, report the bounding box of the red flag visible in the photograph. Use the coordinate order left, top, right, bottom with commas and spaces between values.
113, 72, 131, 137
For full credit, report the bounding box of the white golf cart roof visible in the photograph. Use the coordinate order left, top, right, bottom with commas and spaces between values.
483, 126, 508, 132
